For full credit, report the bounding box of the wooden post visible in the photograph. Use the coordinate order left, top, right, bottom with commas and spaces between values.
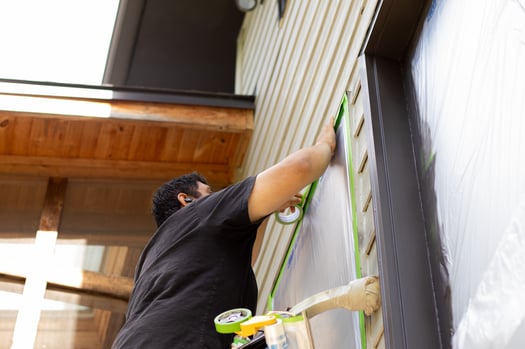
11, 177, 67, 349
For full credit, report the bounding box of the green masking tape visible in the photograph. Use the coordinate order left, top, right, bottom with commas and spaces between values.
214, 308, 252, 334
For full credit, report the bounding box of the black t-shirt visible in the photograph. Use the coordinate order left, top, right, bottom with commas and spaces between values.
112, 176, 263, 349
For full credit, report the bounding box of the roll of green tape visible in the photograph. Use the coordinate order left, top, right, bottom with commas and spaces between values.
214, 308, 252, 334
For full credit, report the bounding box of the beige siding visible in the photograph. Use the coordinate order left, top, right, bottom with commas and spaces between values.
236, 1, 382, 343
349, 81, 385, 348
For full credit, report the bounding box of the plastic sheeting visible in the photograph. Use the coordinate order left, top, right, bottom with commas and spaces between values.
410, 0, 525, 347
271, 112, 362, 349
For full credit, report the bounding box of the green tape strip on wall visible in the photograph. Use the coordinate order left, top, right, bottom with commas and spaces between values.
268, 93, 366, 349
341, 92, 366, 349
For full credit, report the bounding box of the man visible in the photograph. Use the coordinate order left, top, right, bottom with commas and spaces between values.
112, 118, 336, 348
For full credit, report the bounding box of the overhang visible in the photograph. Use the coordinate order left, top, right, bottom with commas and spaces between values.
0, 79, 254, 188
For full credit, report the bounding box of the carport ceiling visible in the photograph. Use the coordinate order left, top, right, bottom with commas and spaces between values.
0, 81, 254, 188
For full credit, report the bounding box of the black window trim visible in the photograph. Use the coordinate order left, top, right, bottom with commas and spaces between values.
358, 0, 448, 348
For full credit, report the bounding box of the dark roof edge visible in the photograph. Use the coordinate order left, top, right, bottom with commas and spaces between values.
0, 78, 255, 110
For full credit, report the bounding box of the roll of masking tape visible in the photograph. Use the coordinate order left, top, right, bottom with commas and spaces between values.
275, 205, 303, 225
264, 318, 288, 349
214, 308, 252, 334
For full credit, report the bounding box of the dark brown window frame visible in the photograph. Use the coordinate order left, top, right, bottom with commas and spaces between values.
358, 0, 450, 348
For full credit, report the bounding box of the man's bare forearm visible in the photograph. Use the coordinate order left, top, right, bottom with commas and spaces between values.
247, 118, 336, 222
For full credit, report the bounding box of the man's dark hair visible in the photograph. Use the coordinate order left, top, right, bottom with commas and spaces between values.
152, 172, 208, 227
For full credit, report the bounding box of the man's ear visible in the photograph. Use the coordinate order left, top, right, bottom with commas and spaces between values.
177, 193, 192, 207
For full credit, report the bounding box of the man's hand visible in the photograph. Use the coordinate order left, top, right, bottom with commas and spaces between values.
277, 193, 303, 213
315, 117, 336, 155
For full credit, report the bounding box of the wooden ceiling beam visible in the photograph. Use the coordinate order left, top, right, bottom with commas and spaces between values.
0, 232, 151, 248
0, 278, 128, 314
0, 155, 232, 187
0, 266, 132, 301
39, 177, 67, 232
0, 94, 253, 132
13, 178, 68, 348
111, 100, 253, 131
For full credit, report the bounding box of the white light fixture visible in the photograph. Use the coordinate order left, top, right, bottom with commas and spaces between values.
236, 0, 257, 12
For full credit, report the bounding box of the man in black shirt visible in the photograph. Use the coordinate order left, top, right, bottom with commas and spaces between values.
112, 118, 336, 348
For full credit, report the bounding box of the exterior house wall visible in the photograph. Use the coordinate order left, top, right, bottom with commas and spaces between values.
236, 1, 383, 347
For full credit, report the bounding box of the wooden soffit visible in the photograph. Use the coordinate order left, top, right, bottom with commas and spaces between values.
0, 80, 255, 188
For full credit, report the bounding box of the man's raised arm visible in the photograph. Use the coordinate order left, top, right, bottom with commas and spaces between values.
248, 117, 336, 222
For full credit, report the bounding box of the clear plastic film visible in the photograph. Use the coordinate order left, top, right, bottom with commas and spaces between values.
453, 199, 525, 348
271, 118, 362, 349
410, 0, 525, 347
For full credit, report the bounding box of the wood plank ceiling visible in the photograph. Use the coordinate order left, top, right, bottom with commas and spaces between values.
0, 82, 254, 188
0, 80, 254, 348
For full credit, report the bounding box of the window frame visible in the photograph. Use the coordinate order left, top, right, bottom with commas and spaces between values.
358, 1, 448, 348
